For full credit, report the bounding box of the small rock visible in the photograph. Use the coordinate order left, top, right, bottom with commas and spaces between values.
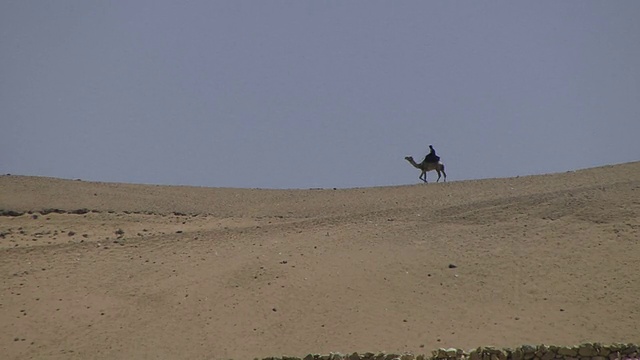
511, 349, 524, 360
541, 351, 555, 360
578, 343, 598, 357
470, 349, 482, 360
448, 264, 457, 269
557, 347, 578, 357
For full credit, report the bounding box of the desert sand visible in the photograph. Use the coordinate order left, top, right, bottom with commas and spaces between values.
1, 162, 639, 359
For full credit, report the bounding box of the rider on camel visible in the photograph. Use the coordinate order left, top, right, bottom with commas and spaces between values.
424, 145, 440, 163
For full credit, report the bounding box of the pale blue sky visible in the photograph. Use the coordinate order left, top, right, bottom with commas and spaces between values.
2, 1, 639, 189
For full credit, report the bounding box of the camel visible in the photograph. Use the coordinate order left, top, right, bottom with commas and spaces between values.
404, 156, 447, 183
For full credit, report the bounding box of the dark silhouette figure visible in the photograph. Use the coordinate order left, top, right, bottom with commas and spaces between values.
424, 145, 440, 163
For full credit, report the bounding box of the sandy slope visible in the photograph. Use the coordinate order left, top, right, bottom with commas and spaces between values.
1, 162, 639, 359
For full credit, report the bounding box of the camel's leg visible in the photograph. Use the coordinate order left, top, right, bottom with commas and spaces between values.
436, 170, 441, 182
440, 164, 447, 182
420, 172, 427, 183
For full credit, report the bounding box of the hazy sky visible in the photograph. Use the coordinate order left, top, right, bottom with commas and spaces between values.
2, 1, 639, 189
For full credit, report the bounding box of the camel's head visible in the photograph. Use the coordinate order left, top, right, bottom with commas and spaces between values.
404, 156, 414, 162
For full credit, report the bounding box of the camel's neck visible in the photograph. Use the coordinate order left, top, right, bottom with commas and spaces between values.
407, 159, 421, 169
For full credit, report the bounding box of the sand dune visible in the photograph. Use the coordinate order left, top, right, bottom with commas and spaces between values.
1, 162, 639, 359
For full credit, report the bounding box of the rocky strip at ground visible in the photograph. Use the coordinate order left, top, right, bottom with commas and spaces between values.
261, 343, 639, 360
0, 208, 193, 216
